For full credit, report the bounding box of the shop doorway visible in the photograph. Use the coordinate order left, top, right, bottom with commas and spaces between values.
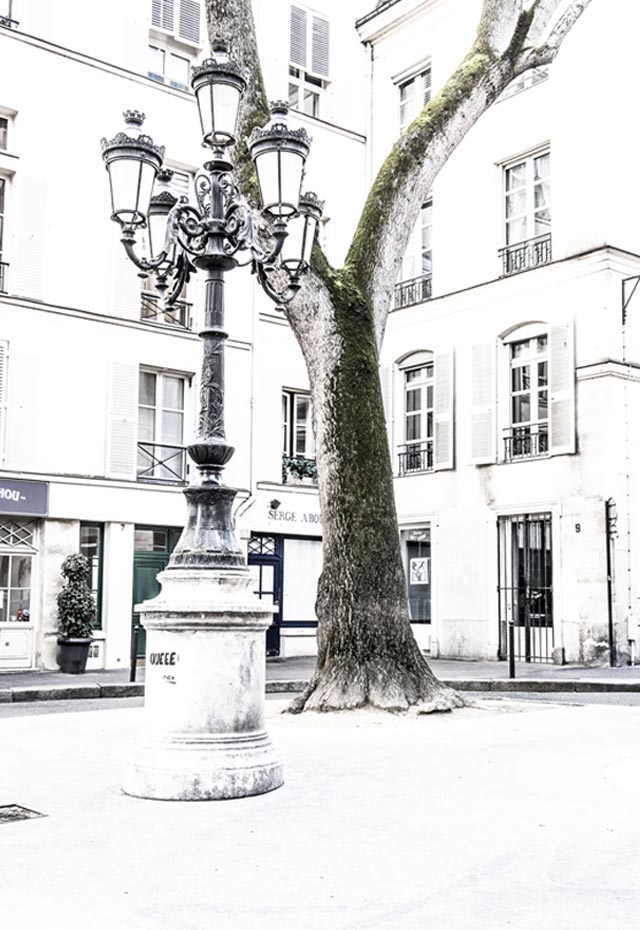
132, 526, 182, 658
498, 513, 554, 663
248, 534, 283, 657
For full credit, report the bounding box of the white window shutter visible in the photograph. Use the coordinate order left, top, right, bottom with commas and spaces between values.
151, 0, 162, 27
470, 342, 496, 464
152, 0, 174, 30
107, 363, 138, 478
311, 16, 330, 77
290, 5, 307, 68
0, 341, 8, 465
178, 0, 200, 43
434, 351, 454, 471
379, 365, 393, 466
16, 178, 46, 299
549, 321, 575, 455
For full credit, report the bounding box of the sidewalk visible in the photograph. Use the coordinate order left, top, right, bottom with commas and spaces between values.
2, 655, 640, 703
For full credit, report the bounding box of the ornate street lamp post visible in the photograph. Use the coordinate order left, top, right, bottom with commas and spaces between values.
101, 42, 322, 800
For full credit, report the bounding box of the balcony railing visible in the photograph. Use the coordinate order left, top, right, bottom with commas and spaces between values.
394, 273, 432, 309
398, 441, 433, 476
499, 234, 552, 276
137, 442, 187, 484
140, 292, 193, 330
503, 426, 548, 462
282, 454, 317, 485
0, 262, 7, 294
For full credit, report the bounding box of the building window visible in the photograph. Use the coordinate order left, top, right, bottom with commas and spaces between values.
394, 200, 432, 308
500, 66, 549, 101
148, 0, 201, 90
0, 519, 37, 626
79, 523, 104, 630
148, 44, 191, 91
0, 116, 7, 151
401, 527, 431, 623
137, 370, 187, 483
505, 335, 549, 460
282, 389, 317, 484
500, 150, 551, 275
399, 363, 434, 475
398, 67, 431, 134
0, 176, 6, 293
288, 5, 330, 117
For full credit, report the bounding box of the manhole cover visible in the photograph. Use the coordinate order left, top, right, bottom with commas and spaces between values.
0, 804, 46, 824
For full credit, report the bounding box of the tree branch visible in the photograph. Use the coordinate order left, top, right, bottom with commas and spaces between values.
517, 0, 593, 69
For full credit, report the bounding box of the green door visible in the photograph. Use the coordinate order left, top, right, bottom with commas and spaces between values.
132, 526, 182, 659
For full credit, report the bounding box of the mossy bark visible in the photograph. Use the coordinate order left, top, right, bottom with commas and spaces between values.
288, 271, 463, 712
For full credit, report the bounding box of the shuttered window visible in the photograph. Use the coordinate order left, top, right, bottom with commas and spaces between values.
392, 351, 454, 475
289, 5, 330, 78
107, 363, 138, 478
150, 0, 200, 44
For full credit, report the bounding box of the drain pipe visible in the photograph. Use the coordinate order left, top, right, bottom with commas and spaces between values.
605, 498, 616, 667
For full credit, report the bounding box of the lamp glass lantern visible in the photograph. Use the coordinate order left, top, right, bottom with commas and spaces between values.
191, 43, 247, 148
281, 192, 324, 275
100, 111, 165, 227
250, 103, 311, 218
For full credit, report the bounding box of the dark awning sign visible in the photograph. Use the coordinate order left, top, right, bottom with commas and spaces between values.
0, 479, 49, 516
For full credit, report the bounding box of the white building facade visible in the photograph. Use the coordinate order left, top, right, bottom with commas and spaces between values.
360, 0, 640, 665
1, 0, 638, 672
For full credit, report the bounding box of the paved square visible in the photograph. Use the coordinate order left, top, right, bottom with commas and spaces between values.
1, 699, 639, 929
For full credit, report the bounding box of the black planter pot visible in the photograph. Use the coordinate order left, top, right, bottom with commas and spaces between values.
57, 637, 93, 674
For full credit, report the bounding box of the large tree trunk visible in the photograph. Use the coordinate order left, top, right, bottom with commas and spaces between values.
287, 274, 463, 711
205, 0, 593, 713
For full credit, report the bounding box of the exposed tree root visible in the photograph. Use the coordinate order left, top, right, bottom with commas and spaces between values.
287, 660, 465, 715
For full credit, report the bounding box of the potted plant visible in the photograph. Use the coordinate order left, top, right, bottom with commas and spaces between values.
56, 553, 96, 674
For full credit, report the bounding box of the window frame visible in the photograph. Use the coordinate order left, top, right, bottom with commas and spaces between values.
503, 147, 551, 247
282, 389, 315, 460
397, 65, 432, 135
79, 523, 104, 630
137, 369, 188, 482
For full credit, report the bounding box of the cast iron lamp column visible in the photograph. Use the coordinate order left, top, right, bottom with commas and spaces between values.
101, 44, 322, 800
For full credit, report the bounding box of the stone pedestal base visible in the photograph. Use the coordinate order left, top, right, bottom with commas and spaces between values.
123, 566, 283, 801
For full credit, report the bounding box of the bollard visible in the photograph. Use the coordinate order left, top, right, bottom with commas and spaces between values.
130, 625, 140, 683
508, 621, 516, 679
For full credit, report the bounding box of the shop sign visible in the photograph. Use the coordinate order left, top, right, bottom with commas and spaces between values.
0, 479, 49, 516
268, 507, 322, 526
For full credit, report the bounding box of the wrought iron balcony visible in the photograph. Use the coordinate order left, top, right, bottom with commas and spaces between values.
137, 442, 188, 484
503, 426, 548, 462
499, 233, 551, 276
394, 273, 432, 309
0, 262, 7, 294
398, 441, 433, 476
282, 454, 317, 485
140, 292, 193, 330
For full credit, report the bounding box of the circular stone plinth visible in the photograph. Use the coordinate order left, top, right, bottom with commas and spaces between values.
122, 731, 284, 801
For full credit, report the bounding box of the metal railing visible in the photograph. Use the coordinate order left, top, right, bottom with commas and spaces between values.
398, 441, 433, 476
503, 426, 548, 462
140, 292, 193, 330
282, 454, 317, 484
0, 262, 7, 293
137, 442, 187, 484
393, 273, 432, 309
499, 233, 551, 276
